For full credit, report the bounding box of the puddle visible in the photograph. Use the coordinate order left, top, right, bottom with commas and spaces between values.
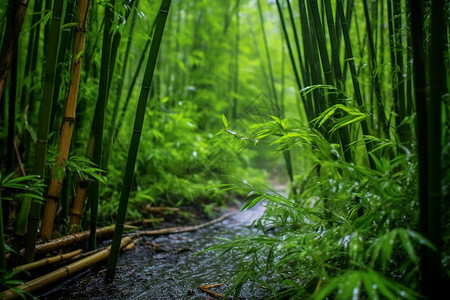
37, 203, 270, 299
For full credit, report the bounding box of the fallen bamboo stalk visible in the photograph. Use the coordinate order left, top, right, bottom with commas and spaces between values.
67, 247, 104, 263
133, 212, 235, 237
125, 218, 164, 227
145, 206, 181, 214
13, 249, 83, 272
7, 224, 135, 260
0, 237, 133, 300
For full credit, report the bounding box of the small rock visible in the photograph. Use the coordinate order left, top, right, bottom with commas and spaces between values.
187, 289, 195, 295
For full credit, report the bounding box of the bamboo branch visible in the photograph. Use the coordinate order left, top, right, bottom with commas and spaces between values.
198, 283, 224, 298
134, 212, 235, 237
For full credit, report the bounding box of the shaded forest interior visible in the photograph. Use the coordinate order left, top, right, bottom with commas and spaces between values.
0, 0, 449, 299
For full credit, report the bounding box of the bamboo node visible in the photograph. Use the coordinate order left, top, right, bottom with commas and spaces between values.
63, 117, 76, 123
160, 9, 169, 14
63, 266, 71, 276
69, 212, 83, 218
46, 193, 60, 202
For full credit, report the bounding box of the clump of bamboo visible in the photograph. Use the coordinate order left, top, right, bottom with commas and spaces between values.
40, 0, 90, 240
20, 0, 64, 263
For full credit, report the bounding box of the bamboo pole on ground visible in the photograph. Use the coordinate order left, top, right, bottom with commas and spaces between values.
13, 249, 83, 272
0, 237, 133, 300
40, 0, 90, 240
7, 225, 130, 260
106, 0, 173, 280
134, 212, 235, 237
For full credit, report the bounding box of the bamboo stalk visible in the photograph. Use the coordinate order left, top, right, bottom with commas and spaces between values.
22, 0, 65, 263
145, 206, 180, 214
88, 0, 116, 250
106, 0, 172, 280
0, 237, 132, 300
112, 37, 151, 143
40, 0, 90, 241
257, 0, 278, 109
336, 0, 375, 169
13, 249, 83, 272
0, 0, 29, 100
0, 191, 5, 270
362, 0, 387, 137
423, 0, 445, 297
103, 0, 139, 170
298, 0, 323, 118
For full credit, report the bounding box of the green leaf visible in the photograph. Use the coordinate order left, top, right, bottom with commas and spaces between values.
222, 114, 229, 129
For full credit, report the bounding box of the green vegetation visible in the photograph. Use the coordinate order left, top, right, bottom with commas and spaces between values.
0, 0, 448, 299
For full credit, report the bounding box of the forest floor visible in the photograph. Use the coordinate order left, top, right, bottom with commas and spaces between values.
35, 201, 272, 300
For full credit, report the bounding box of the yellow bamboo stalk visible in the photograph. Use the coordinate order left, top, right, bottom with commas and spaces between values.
0, 237, 132, 300
13, 249, 83, 272
68, 177, 88, 231
40, 0, 90, 240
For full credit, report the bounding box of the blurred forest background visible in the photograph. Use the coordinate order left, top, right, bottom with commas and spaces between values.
0, 0, 449, 299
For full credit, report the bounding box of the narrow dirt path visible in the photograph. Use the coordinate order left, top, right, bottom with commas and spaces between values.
37, 203, 269, 299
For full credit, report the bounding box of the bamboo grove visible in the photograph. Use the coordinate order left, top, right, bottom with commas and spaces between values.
0, 0, 449, 299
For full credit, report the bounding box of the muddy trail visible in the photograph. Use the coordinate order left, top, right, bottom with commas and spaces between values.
36, 203, 270, 300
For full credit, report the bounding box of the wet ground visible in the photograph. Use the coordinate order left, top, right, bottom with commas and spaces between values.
37, 202, 271, 299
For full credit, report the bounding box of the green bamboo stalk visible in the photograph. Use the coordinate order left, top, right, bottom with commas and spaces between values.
276, 0, 308, 119
88, 0, 116, 250
22, 0, 64, 263
298, 0, 321, 119
336, 0, 375, 169
323, 0, 352, 162
231, 0, 239, 119
20, 0, 43, 112
286, 0, 306, 84
362, 0, 387, 138
106, 0, 172, 280
0, 190, 5, 270
103, 0, 138, 170
423, 0, 445, 296
257, 0, 278, 110
249, 19, 271, 102
50, 0, 76, 132
113, 37, 151, 143
407, 0, 428, 289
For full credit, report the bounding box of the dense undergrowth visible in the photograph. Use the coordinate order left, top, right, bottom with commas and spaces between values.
209, 115, 450, 299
